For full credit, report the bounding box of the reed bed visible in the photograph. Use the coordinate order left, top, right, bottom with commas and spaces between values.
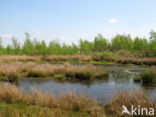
0, 83, 155, 117
106, 89, 156, 116
0, 55, 93, 62
0, 62, 36, 82
0, 62, 108, 81
0, 83, 106, 117
27, 63, 109, 80
0, 55, 156, 65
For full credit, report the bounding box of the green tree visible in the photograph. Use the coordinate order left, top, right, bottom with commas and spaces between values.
111, 34, 133, 51
133, 37, 149, 56
71, 43, 79, 54
94, 34, 109, 51
12, 37, 21, 54
48, 40, 62, 54
6, 44, 13, 54
23, 32, 34, 55
79, 39, 93, 54
149, 30, 156, 42
39, 40, 47, 55
0, 37, 4, 54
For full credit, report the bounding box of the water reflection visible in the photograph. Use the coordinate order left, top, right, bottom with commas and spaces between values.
19, 64, 156, 104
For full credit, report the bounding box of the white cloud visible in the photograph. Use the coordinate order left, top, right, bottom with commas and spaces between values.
108, 18, 117, 23
0, 33, 13, 39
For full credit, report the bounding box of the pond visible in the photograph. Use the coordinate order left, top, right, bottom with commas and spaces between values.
18, 64, 156, 104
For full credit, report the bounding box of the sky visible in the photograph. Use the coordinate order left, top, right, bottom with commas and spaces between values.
0, 0, 156, 45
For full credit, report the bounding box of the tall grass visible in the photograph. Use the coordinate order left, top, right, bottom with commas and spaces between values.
137, 67, 156, 86
28, 63, 109, 80
0, 83, 155, 117
0, 62, 108, 81
106, 89, 156, 116
0, 83, 106, 117
0, 55, 156, 65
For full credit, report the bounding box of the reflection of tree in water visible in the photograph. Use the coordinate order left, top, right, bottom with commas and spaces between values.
18, 77, 109, 88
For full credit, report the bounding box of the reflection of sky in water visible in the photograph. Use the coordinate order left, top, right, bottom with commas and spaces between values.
19, 65, 156, 104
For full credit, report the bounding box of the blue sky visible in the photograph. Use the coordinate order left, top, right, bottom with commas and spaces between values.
0, 0, 156, 45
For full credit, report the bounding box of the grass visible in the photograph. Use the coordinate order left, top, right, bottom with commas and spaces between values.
105, 89, 156, 117
27, 63, 109, 80
0, 62, 109, 82
0, 102, 92, 117
0, 62, 36, 82
0, 83, 106, 117
0, 83, 155, 117
134, 67, 156, 86
0, 55, 156, 65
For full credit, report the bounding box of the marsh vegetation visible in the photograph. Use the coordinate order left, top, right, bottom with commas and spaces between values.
0, 58, 155, 116
134, 67, 156, 86
0, 83, 155, 117
0, 31, 156, 116
0, 62, 108, 82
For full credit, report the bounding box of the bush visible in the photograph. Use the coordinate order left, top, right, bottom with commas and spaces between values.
141, 71, 156, 86
92, 51, 119, 58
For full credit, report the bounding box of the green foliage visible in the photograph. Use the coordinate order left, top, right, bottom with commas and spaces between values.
6, 45, 13, 54
23, 32, 34, 55
150, 30, 156, 42
94, 34, 110, 51
0, 37, 3, 54
147, 40, 156, 56
92, 51, 119, 58
79, 39, 93, 54
0, 31, 155, 56
61, 43, 79, 55
133, 37, 149, 56
141, 71, 156, 86
112, 34, 133, 50
12, 37, 21, 54
48, 40, 62, 54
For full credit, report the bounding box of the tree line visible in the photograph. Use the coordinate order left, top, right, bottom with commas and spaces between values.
0, 31, 156, 57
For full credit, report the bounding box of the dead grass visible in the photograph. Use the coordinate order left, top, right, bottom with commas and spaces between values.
106, 89, 156, 116
0, 83, 105, 117
110, 57, 156, 65
0, 62, 108, 81
0, 55, 156, 65
0, 62, 36, 82
28, 63, 109, 80
0, 83, 155, 117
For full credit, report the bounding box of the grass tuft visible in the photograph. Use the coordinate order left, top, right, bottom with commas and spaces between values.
0, 83, 105, 117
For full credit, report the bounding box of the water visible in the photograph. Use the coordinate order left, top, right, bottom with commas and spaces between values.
18, 64, 156, 104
